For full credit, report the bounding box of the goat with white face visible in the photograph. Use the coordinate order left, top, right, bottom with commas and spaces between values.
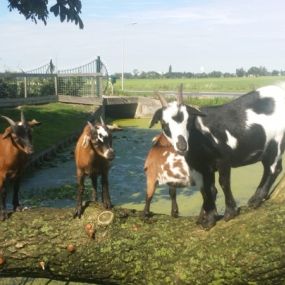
74, 118, 115, 218
150, 84, 285, 229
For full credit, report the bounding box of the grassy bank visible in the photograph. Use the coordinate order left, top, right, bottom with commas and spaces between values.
0, 97, 229, 155
0, 103, 95, 152
114, 76, 285, 95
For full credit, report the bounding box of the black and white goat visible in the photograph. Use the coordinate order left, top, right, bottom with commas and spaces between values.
150, 84, 285, 229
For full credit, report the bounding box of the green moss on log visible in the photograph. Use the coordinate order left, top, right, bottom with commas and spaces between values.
0, 185, 285, 284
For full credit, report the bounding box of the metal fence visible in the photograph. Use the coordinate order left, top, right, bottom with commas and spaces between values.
57, 56, 108, 97
57, 74, 98, 97
0, 56, 108, 101
0, 73, 56, 99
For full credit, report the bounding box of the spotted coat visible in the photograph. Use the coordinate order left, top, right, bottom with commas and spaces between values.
143, 133, 191, 217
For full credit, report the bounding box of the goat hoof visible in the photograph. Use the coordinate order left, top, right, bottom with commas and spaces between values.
197, 211, 217, 230
103, 202, 112, 209
73, 209, 82, 219
142, 211, 152, 219
0, 212, 8, 221
196, 215, 204, 225
14, 206, 23, 212
224, 207, 240, 222
248, 196, 263, 208
200, 218, 216, 230
171, 211, 179, 218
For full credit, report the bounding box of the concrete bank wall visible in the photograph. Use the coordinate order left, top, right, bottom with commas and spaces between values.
0, 95, 159, 119
58, 95, 102, 106
103, 96, 160, 118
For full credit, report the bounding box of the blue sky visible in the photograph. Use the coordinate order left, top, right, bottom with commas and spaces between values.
0, 0, 285, 74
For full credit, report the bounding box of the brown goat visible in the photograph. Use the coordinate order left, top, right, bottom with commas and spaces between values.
143, 133, 192, 217
0, 113, 41, 221
74, 119, 115, 218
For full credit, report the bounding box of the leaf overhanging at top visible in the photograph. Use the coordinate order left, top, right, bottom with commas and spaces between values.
8, 0, 84, 29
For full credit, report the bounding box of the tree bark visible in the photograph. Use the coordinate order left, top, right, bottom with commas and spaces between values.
1, 176, 285, 284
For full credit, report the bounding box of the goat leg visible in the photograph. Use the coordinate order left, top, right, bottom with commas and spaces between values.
0, 187, 8, 221
169, 186, 179, 218
249, 159, 282, 208
101, 174, 112, 209
12, 177, 22, 211
91, 174, 98, 202
197, 173, 218, 229
143, 179, 157, 218
218, 165, 239, 221
74, 174, 85, 218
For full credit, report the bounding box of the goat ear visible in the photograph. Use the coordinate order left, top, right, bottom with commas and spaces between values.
186, 105, 206, 117
2, 127, 12, 139
149, 108, 162, 128
28, 119, 41, 127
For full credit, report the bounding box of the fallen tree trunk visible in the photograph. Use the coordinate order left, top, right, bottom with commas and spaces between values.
1, 178, 285, 284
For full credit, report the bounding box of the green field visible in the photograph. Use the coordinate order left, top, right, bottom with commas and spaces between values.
114, 76, 285, 94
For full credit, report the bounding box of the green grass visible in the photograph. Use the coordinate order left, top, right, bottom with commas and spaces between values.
0, 103, 94, 152
0, 98, 229, 154
113, 76, 285, 95
183, 96, 231, 106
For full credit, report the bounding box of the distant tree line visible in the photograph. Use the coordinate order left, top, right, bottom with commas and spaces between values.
113, 66, 285, 80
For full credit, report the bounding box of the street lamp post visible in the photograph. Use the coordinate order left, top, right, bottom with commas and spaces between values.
121, 22, 137, 92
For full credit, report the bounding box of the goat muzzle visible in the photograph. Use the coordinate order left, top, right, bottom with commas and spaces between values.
176, 135, 188, 154
24, 145, 34, 155
106, 149, 115, 161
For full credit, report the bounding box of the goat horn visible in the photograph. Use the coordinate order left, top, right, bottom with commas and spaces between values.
87, 121, 95, 131
1, 115, 16, 127
177, 83, 183, 105
21, 110, 26, 124
156, 92, 168, 107
100, 116, 106, 126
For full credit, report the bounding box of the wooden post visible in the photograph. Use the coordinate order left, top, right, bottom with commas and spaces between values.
24, 77, 27, 98
91, 76, 95, 97
96, 56, 102, 97
54, 75, 58, 97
